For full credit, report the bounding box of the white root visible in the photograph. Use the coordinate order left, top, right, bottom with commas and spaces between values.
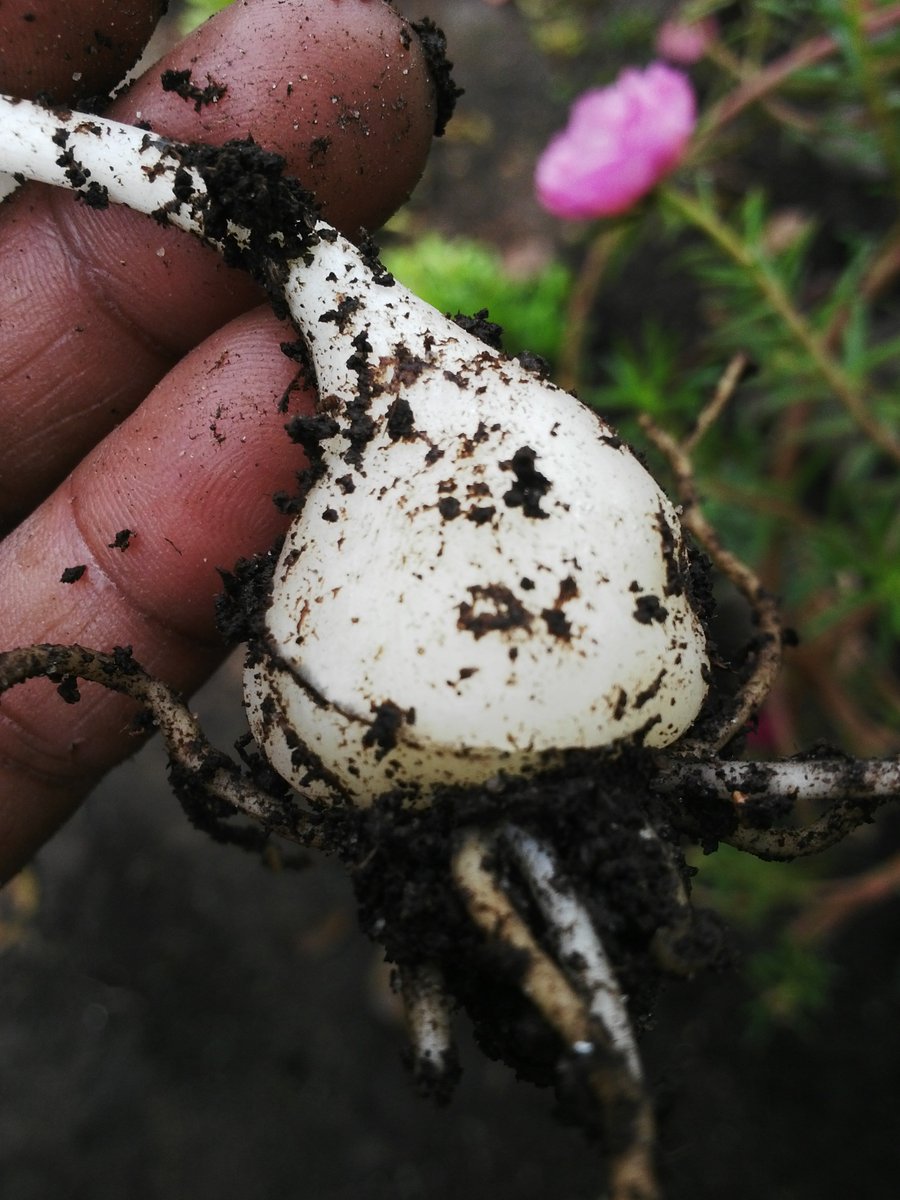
0, 93, 209, 234
659, 755, 900, 803
451, 828, 659, 1200
396, 961, 458, 1093
656, 754, 900, 859
452, 829, 598, 1046
501, 824, 643, 1081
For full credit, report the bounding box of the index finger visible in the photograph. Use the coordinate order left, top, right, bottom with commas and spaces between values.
0, 0, 440, 526
0, 0, 167, 105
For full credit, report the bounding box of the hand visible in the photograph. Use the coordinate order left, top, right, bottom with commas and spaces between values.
0, 0, 437, 880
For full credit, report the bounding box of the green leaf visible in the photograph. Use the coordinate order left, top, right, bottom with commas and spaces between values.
840, 296, 869, 382
381, 234, 572, 363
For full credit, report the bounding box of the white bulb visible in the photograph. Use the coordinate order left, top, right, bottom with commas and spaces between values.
243, 228, 709, 805
0, 95, 708, 806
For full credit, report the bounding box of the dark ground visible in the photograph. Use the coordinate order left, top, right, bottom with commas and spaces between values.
3, 2, 900, 1198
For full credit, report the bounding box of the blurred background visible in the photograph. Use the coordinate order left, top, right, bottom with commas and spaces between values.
3, 2, 900, 1197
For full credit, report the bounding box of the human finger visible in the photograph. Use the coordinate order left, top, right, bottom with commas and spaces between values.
0, 0, 439, 526
0, 304, 312, 881
0, 0, 166, 105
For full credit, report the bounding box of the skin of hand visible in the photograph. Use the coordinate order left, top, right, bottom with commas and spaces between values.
0, 0, 439, 881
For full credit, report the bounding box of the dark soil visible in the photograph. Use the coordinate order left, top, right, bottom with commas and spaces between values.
4, 3, 900, 1199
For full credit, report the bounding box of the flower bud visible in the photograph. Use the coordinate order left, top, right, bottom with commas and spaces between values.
656, 17, 717, 66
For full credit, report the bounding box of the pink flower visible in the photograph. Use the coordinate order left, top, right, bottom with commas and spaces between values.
535, 64, 696, 220
656, 17, 717, 65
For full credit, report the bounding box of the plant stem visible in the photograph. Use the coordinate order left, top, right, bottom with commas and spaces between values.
683, 351, 750, 454
790, 848, 900, 942
0, 92, 336, 352
557, 223, 626, 394
704, 40, 817, 135
0, 92, 209, 231
659, 185, 900, 465
699, 2, 900, 139
842, 0, 900, 198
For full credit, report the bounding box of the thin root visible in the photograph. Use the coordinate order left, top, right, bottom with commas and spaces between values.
656, 753, 900, 859
396, 961, 460, 1102
501, 824, 643, 1080
452, 828, 659, 1200
0, 643, 321, 848
640, 401, 783, 755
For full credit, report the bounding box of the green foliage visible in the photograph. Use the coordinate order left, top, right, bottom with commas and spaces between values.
589, 324, 719, 424
550, 0, 900, 1029
381, 234, 572, 362
744, 939, 835, 1037
515, 0, 595, 59
673, 183, 900, 663
181, 0, 232, 34
692, 845, 833, 1035
692, 844, 822, 932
